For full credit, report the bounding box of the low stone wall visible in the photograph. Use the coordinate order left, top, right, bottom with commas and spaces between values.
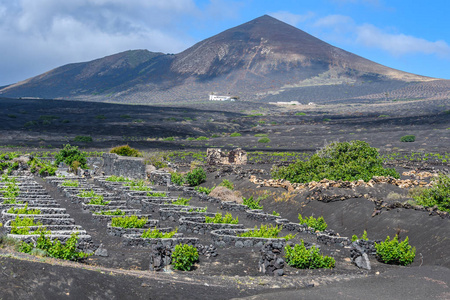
102, 153, 146, 179
211, 229, 289, 248
122, 234, 198, 248
246, 210, 282, 222
259, 241, 285, 276
220, 201, 248, 211
316, 232, 351, 247
106, 220, 162, 237
178, 216, 244, 234
141, 199, 182, 212
159, 208, 214, 222
2, 213, 72, 222
350, 240, 380, 270
4, 222, 82, 233
81, 203, 127, 212
7, 233, 94, 250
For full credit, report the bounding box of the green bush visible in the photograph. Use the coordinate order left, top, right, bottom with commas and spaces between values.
243, 195, 263, 210
7, 204, 41, 215
147, 192, 167, 197
219, 179, 234, 190
238, 224, 281, 238
110, 145, 141, 157
74, 136, 93, 143
171, 244, 199, 271
412, 174, 450, 212
254, 133, 268, 137
205, 212, 238, 224
105, 175, 130, 182
170, 172, 185, 186
163, 137, 175, 141
61, 180, 79, 187
285, 241, 335, 269
77, 190, 97, 197
295, 112, 306, 116
272, 140, 399, 183
196, 136, 209, 141
400, 135, 416, 142
230, 132, 241, 137
298, 214, 327, 232
375, 236, 415, 265
111, 215, 148, 228
87, 195, 109, 205
94, 209, 125, 216
258, 137, 271, 143
55, 144, 87, 169
194, 186, 213, 194
185, 167, 206, 186
1, 181, 20, 203
352, 230, 368, 242
170, 197, 191, 206
19, 232, 91, 261
141, 228, 177, 239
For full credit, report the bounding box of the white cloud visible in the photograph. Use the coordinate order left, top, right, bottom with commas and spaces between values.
356, 24, 450, 57
270, 11, 315, 27
312, 14, 450, 58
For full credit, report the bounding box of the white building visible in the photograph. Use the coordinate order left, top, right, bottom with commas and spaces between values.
209, 93, 238, 101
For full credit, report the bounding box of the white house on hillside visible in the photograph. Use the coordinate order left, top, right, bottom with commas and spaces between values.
209, 93, 238, 101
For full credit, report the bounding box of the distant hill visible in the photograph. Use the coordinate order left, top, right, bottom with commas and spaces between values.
0, 15, 445, 104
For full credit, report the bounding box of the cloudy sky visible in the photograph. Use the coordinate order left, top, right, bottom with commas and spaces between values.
1, 0, 449, 86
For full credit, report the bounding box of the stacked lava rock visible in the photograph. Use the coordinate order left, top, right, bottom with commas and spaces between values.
149, 244, 173, 271
259, 241, 285, 276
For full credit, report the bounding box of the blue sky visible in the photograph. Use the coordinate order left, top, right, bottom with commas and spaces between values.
0, 0, 449, 86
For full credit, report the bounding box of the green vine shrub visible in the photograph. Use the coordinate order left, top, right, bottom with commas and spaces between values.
242, 196, 263, 210
141, 228, 177, 238
375, 236, 415, 265
111, 216, 148, 228
55, 144, 87, 169
272, 140, 399, 183
205, 212, 238, 224
19, 232, 91, 261
352, 230, 369, 242
110, 145, 142, 157
285, 241, 335, 269
298, 214, 328, 232
238, 224, 282, 238
184, 167, 206, 186
171, 244, 199, 271
411, 174, 450, 212
400, 135, 416, 142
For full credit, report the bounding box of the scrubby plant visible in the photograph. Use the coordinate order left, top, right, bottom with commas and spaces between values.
111, 215, 148, 228
272, 140, 399, 183
87, 195, 109, 205
77, 190, 97, 198
295, 112, 306, 116
110, 145, 142, 157
163, 137, 175, 141
254, 133, 268, 137
188, 207, 207, 212
170, 172, 185, 186
230, 132, 241, 137
219, 179, 234, 190
141, 228, 178, 239
195, 136, 209, 141
171, 244, 199, 271
10, 216, 42, 227
55, 144, 87, 169
11, 225, 50, 235
238, 224, 282, 238
7, 204, 41, 215
298, 214, 327, 232
105, 175, 130, 182
194, 186, 213, 195
147, 192, 167, 197
258, 137, 271, 143
94, 209, 125, 216
375, 235, 415, 265
73, 136, 93, 143
285, 241, 335, 269
352, 230, 369, 242
243, 196, 263, 210
61, 180, 79, 187
170, 197, 191, 206
19, 232, 91, 261
1, 181, 20, 203
185, 167, 206, 186
272, 211, 280, 216
400, 135, 416, 142
205, 212, 238, 224
411, 174, 450, 212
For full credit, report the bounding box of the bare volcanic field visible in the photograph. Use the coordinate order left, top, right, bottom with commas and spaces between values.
0, 97, 449, 154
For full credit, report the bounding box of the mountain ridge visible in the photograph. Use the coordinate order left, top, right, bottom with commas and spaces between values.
0, 15, 442, 103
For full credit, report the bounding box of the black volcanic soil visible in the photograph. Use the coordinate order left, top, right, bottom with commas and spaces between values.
0, 96, 449, 299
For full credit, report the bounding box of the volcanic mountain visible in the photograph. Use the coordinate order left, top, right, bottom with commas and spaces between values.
0, 15, 443, 103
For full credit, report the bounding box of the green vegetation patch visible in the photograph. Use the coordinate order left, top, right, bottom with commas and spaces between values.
412, 174, 450, 212
110, 145, 142, 157
375, 236, 415, 265
258, 137, 271, 143
205, 212, 238, 224
243, 196, 263, 210
400, 135, 416, 142
74, 136, 93, 143
111, 215, 148, 228
298, 214, 327, 232
272, 140, 399, 183
141, 228, 177, 239
285, 241, 335, 269
230, 132, 241, 137
171, 244, 199, 271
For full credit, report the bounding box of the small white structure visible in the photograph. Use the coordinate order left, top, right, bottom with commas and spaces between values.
209, 93, 238, 101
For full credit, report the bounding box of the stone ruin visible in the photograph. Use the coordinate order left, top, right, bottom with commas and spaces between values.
206, 148, 247, 165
